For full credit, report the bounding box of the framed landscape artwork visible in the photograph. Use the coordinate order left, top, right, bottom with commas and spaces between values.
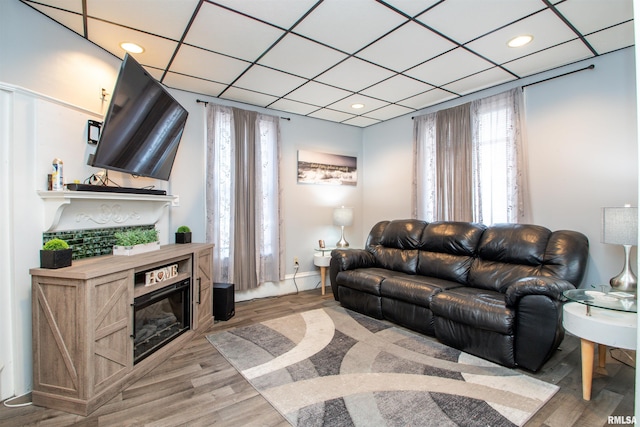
297, 150, 357, 186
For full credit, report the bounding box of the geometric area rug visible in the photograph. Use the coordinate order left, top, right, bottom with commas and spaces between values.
207, 306, 558, 427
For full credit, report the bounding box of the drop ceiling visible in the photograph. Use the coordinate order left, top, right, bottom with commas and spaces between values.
21, 0, 634, 127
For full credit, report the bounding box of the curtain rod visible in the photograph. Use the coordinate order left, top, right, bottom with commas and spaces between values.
521, 64, 595, 90
411, 64, 595, 119
196, 99, 291, 121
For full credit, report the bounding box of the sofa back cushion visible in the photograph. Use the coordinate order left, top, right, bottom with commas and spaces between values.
370, 219, 427, 274
468, 223, 588, 293
416, 222, 486, 283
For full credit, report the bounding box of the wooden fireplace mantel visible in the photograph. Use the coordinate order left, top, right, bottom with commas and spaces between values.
30, 243, 213, 416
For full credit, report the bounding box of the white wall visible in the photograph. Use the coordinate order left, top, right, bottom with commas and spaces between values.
363, 48, 638, 289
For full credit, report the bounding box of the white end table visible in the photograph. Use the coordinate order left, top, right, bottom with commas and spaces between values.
563, 289, 637, 400
314, 248, 333, 295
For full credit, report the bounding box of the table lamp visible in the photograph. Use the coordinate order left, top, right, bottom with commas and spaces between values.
333, 206, 353, 248
602, 206, 638, 292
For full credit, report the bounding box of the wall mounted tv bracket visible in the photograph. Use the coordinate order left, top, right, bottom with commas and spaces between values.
87, 120, 102, 145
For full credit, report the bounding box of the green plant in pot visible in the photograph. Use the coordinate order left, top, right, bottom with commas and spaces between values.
175, 225, 192, 244
113, 227, 160, 256
40, 238, 72, 269
114, 228, 159, 247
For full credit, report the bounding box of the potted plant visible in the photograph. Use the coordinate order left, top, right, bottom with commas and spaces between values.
113, 227, 160, 256
175, 225, 192, 244
40, 238, 72, 269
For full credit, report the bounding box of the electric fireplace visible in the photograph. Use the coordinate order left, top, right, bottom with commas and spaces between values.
132, 278, 191, 364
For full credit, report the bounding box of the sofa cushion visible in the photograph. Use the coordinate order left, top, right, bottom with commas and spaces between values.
430, 287, 516, 335
335, 268, 397, 296
415, 221, 485, 284
380, 274, 462, 308
419, 221, 485, 254
476, 223, 550, 264
468, 224, 550, 292
372, 247, 419, 274
379, 219, 427, 249
468, 261, 541, 293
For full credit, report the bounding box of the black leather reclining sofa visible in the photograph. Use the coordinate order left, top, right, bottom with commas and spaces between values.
329, 219, 589, 372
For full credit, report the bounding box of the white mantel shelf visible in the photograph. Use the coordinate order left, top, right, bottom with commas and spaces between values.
38, 190, 176, 232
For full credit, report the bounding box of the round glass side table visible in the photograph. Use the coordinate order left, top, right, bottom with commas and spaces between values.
564, 288, 636, 315
562, 288, 636, 400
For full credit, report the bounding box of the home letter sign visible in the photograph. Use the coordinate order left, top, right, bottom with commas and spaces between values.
145, 263, 179, 286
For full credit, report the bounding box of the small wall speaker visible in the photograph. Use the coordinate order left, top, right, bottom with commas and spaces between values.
213, 283, 235, 321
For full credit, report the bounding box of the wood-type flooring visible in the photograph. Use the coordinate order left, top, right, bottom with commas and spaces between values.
0, 288, 634, 426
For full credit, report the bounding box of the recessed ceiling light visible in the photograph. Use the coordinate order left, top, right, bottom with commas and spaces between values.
507, 35, 533, 48
120, 42, 144, 54
351, 103, 365, 109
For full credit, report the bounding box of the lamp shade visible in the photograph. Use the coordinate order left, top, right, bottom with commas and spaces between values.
333, 206, 353, 227
602, 207, 638, 246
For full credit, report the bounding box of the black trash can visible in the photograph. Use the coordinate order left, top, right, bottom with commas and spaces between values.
213, 283, 235, 321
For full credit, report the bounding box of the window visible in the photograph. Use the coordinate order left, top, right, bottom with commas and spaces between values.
414, 88, 528, 224
205, 105, 282, 291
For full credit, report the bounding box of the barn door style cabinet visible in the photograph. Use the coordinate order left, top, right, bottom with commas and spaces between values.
30, 243, 214, 416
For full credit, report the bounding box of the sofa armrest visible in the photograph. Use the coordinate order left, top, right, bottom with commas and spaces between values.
505, 276, 576, 307
329, 249, 376, 300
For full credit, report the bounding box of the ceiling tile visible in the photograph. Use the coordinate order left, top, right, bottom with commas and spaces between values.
356, 21, 457, 72
87, 0, 198, 40
293, 0, 407, 54
364, 104, 415, 121
586, 22, 635, 55
23, 0, 636, 128
24, 0, 83, 13
382, 0, 441, 18
465, 9, 580, 66
502, 39, 594, 78
258, 34, 347, 79
220, 87, 279, 107
442, 67, 516, 95
268, 99, 320, 116
212, 0, 318, 29
405, 48, 494, 87
285, 81, 352, 106
417, 0, 544, 44
87, 18, 178, 69
316, 57, 396, 92
327, 94, 389, 115
234, 65, 307, 97
184, 2, 285, 62
163, 72, 228, 98
342, 116, 381, 127
25, 2, 84, 35
398, 88, 458, 110
308, 108, 356, 123
361, 75, 434, 103
556, 0, 633, 36
169, 45, 249, 85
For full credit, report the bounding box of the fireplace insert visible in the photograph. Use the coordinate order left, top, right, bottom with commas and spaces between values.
132, 278, 190, 364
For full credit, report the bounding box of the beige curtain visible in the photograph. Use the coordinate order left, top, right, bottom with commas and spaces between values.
435, 103, 472, 221
231, 108, 259, 290
205, 105, 282, 291
413, 88, 528, 224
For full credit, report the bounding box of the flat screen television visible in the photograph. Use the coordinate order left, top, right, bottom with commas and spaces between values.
90, 53, 188, 181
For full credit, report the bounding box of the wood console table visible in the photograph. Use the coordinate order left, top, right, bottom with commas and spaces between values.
30, 243, 213, 415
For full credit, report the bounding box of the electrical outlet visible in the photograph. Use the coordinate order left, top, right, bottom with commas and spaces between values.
294, 257, 299, 265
